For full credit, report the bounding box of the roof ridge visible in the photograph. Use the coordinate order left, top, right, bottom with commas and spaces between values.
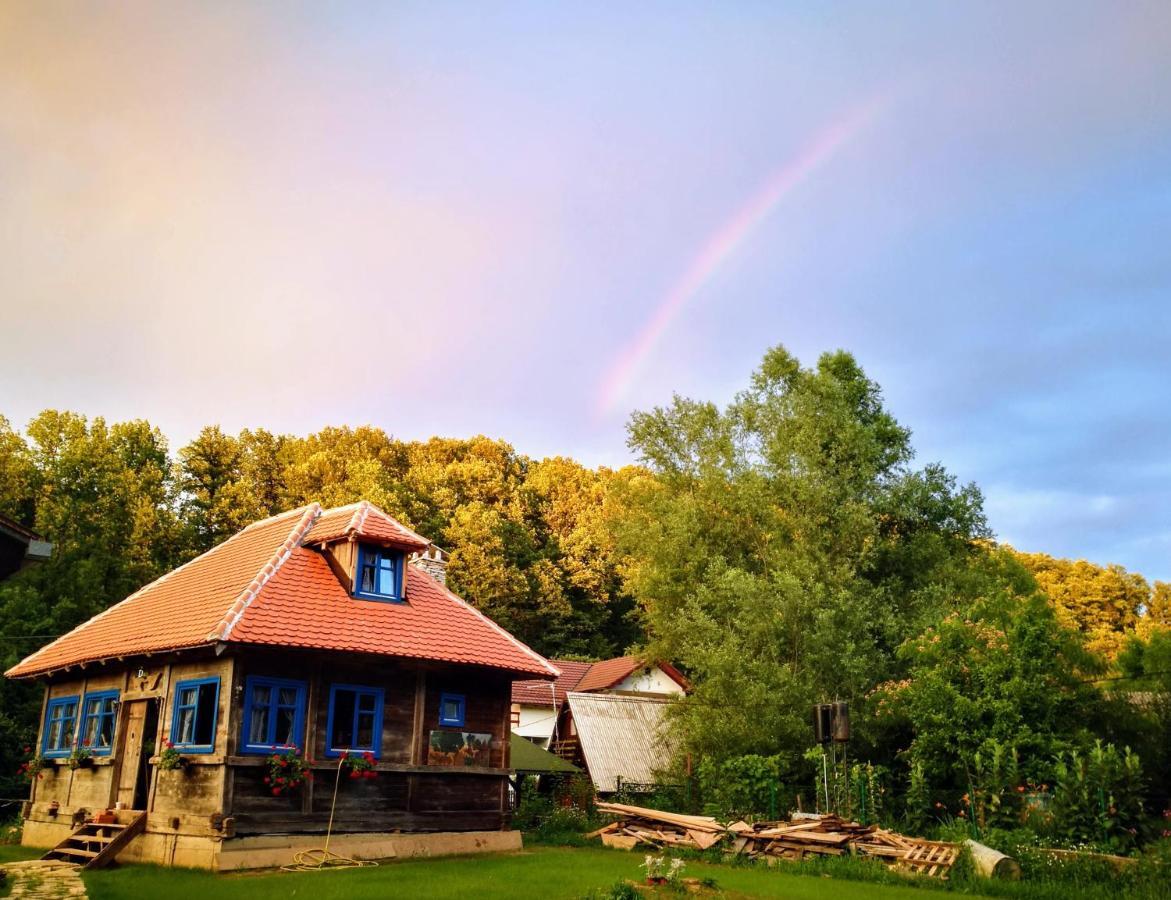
414, 567, 560, 679
566, 691, 670, 704
350, 500, 372, 534
3, 505, 318, 677
208, 503, 322, 642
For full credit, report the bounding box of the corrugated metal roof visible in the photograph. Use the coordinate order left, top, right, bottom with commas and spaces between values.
565, 692, 679, 793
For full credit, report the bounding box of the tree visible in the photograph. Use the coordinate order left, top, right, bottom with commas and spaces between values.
873, 549, 1104, 787
1009, 550, 1148, 659
613, 346, 990, 762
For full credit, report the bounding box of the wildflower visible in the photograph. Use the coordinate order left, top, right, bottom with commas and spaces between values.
1016, 785, 1025, 793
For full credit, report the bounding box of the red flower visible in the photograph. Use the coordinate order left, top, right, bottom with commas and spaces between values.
263, 776, 270, 784
349, 771, 360, 780
271, 787, 281, 796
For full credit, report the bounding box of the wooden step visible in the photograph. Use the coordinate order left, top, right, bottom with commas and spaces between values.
41, 810, 147, 870
52, 847, 99, 858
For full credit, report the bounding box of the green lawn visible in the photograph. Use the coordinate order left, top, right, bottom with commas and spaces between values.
39, 846, 950, 900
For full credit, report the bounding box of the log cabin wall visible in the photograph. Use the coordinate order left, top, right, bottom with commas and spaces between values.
23, 653, 234, 854
225, 649, 515, 835
24, 646, 518, 842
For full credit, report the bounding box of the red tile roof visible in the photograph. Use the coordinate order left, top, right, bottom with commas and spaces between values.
511, 656, 689, 706
574, 656, 690, 694
511, 660, 593, 707
7, 503, 557, 680
573, 655, 643, 693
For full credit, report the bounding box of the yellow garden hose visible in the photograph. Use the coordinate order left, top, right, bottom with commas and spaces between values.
280, 754, 379, 872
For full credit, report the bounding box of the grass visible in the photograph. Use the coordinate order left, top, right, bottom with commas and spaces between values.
77, 846, 949, 900
5, 840, 1164, 899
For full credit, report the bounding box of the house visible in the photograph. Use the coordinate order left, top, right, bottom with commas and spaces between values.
511, 655, 687, 749
511, 656, 687, 794
0, 513, 52, 581
5, 501, 558, 870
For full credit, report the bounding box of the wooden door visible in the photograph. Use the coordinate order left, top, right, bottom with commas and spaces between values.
115, 700, 149, 809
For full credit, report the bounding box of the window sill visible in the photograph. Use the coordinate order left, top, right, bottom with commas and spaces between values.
149, 754, 224, 765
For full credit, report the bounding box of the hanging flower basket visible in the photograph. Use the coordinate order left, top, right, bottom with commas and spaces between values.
157, 740, 190, 772
264, 746, 312, 796
341, 750, 378, 781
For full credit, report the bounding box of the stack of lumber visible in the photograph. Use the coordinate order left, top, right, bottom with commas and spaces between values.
591, 802, 960, 879
591, 802, 729, 851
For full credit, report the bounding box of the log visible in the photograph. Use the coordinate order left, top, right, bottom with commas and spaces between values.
964, 839, 1021, 880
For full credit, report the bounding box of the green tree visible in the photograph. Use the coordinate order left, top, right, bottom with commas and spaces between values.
613, 346, 989, 761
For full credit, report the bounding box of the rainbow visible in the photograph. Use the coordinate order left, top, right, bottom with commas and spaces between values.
596, 94, 890, 417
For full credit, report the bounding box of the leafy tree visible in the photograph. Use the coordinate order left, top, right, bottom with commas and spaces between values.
873, 550, 1104, 789
1009, 549, 1148, 659
613, 346, 990, 762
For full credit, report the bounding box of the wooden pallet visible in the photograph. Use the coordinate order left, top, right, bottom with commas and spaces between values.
42, 812, 147, 869
898, 840, 959, 878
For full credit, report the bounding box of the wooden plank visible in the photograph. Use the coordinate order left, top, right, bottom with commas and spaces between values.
601, 833, 639, 850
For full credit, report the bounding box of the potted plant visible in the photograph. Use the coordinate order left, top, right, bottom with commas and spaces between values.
340, 750, 378, 781
157, 740, 190, 773
17, 747, 43, 783
263, 746, 312, 796
68, 741, 93, 770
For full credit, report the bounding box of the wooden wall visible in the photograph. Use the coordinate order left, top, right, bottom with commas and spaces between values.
24, 647, 519, 838
226, 650, 514, 835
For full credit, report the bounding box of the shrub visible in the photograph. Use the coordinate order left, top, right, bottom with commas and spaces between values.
1049, 741, 1144, 851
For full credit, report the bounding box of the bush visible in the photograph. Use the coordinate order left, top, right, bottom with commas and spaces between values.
695, 753, 802, 820
1049, 741, 1144, 851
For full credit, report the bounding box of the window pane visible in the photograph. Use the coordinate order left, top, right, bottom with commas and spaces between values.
356, 711, 375, 748
443, 700, 459, 720
277, 687, 298, 707
48, 719, 63, 751
97, 712, 115, 749
179, 707, 196, 744
331, 690, 356, 748
274, 706, 296, 746
179, 686, 198, 707
361, 562, 376, 593
194, 685, 217, 746
376, 558, 396, 596
249, 704, 269, 745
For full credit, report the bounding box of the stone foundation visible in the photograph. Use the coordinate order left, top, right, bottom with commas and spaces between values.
21, 820, 522, 871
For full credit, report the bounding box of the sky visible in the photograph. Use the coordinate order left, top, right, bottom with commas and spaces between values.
2, 2, 1170, 578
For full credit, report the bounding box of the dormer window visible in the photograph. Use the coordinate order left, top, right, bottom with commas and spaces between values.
355, 544, 404, 601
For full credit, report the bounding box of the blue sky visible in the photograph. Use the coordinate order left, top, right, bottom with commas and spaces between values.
1, 2, 1170, 578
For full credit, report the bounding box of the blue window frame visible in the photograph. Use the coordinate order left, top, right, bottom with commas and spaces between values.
354, 544, 404, 601
42, 696, 79, 757
438, 692, 465, 728
325, 684, 384, 757
241, 676, 306, 753
170, 677, 220, 754
79, 690, 119, 756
